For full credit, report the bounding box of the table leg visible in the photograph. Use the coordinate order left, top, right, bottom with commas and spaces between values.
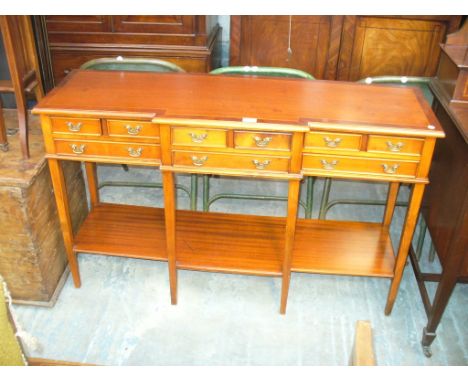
280, 179, 301, 314
385, 182, 425, 315
162, 171, 177, 305
84, 162, 99, 210
48, 158, 81, 287
421, 207, 468, 357
382, 182, 400, 227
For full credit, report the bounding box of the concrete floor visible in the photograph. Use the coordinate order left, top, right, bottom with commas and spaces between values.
13, 163, 468, 365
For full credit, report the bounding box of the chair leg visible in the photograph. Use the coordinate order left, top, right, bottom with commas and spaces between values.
0, 98, 8, 152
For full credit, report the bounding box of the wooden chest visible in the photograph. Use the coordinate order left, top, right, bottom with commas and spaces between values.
0, 119, 87, 304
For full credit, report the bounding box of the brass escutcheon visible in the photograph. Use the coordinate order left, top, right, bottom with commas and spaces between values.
252, 159, 270, 170
191, 155, 208, 166
70, 143, 86, 154
323, 137, 342, 148
126, 125, 142, 135
128, 147, 143, 157
253, 136, 272, 147
67, 122, 82, 132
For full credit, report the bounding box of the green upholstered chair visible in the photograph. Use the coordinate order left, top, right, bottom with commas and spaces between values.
80, 57, 185, 73
79, 57, 198, 210
204, 66, 316, 216
210, 66, 315, 79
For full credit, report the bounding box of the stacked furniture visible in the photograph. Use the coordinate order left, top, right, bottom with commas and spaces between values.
410, 21, 468, 357
33, 70, 443, 315
32, 16, 220, 91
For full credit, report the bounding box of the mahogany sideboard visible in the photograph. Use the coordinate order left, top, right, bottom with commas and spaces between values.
31, 16, 221, 91
32, 70, 444, 314
230, 16, 462, 80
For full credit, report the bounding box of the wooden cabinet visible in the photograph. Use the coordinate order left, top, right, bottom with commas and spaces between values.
230, 16, 462, 80
32, 16, 221, 90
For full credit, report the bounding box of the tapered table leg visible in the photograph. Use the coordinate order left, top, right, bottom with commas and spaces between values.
162, 171, 177, 305
84, 162, 100, 210
48, 158, 81, 287
385, 183, 425, 315
280, 179, 301, 314
382, 182, 400, 227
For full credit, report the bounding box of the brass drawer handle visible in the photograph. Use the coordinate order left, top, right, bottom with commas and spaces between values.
66, 122, 83, 132
191, 155, 208, 166
189, 132, 208, 143
320, 159, 339, 170
128, 147, 143, 157
382, 164, 400, 174
386, 141, 405, 152
254, 136, 272, 147
70, 144, 86, 154
125, 124, 142, 135
324, 137, 342, 148
252, 159, 271, 170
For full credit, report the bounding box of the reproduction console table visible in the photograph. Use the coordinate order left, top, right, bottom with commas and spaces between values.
33, 70, 444, 314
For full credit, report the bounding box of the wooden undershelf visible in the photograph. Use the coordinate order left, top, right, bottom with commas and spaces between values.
74, 203, 395, 278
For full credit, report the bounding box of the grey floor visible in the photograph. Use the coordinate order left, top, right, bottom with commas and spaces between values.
14, 164, 468, 365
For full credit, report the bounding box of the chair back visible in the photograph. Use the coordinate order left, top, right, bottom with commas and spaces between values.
210, 66, 314, 79
80, 57, 185, 73
357, 75, 432, 103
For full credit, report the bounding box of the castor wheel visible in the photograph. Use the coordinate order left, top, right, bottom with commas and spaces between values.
423, 345, 432, 358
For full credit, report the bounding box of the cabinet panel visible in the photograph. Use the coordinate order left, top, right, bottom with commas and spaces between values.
337, 16, 461, 81
231, 16, 336, 79
111, 16, 195, 34
45, 16, 111, 33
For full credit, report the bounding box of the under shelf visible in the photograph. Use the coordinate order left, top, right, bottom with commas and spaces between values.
74, 203, 395, 278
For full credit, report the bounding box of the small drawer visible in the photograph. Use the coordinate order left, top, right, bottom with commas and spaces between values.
367, 135, 424, 156
172, 127, 227, 148
234, 131, 291, 151
302, 154, 419, 178
173, 150, 290, 173
54, 139, 161, 161
50, 117, 101, 136
304, 132, 362, 151
107, 120, 159, 139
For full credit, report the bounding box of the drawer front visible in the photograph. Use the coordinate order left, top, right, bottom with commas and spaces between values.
50, 117, 101, 136
172, 127, 227, 148
54, 140, 161, 161
302, 154, 419, 178
107, 120, 159, 139
234, 131, 291, 151
173, 150, 290, 173
367, 135, 424, 156
304, 132, 362, 151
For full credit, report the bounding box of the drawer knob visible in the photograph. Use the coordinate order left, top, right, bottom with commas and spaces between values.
386, 141, 405, 152
128, 147, 143, 157
324, 137, 342, 148
320, 159, 339, 170
70, 144, 86, 154
254, 136, 272, 147
382, 164, 400, 174
252, 159, 271, 170
189, 132, 208, 143
66, 122, 83, 132
126, 125, 142, 135
191, 155, 208, 166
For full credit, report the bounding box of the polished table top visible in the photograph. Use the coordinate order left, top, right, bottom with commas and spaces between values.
34, 70, 443, 138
